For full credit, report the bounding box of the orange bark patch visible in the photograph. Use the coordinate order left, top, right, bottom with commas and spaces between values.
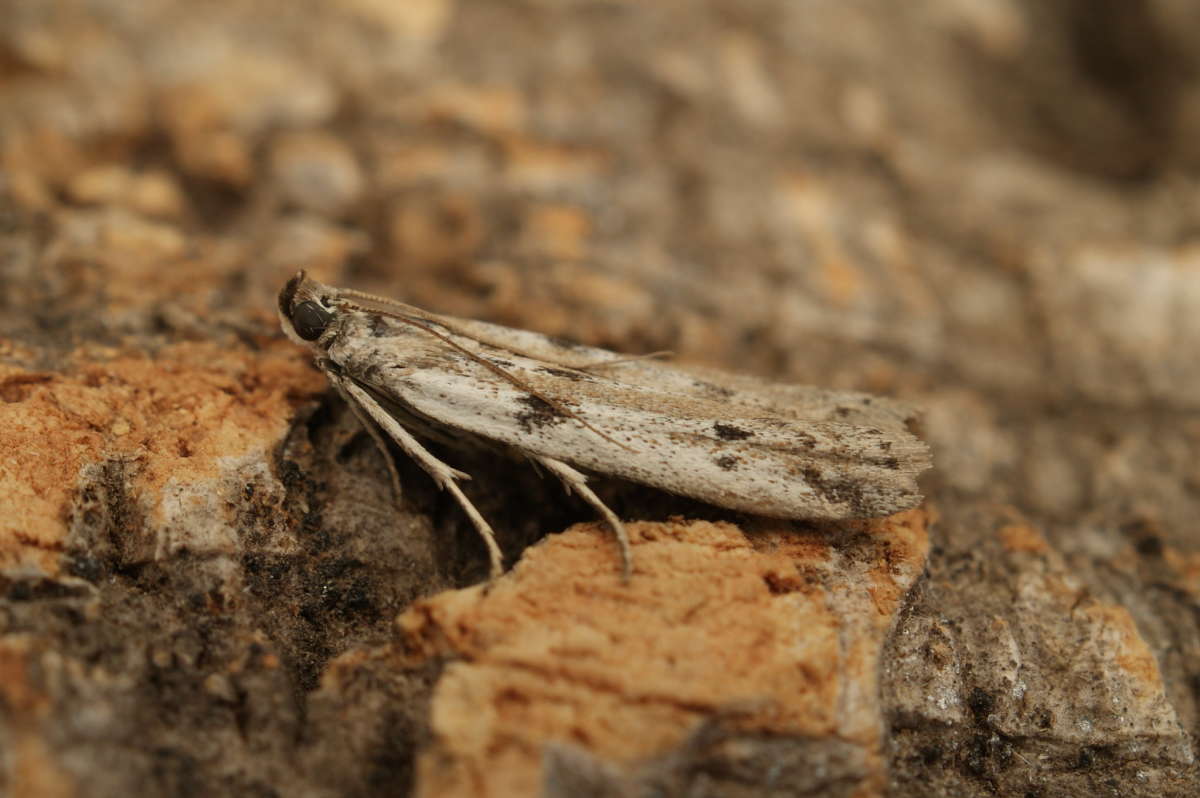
0, 637, 77, 798
402, 510, 930, 798
998, 522, 1050, 554
0, 340, 326, 574
1084, 602, 1165, 690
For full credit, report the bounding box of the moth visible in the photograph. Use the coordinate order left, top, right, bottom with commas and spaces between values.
278, 271, 931, 580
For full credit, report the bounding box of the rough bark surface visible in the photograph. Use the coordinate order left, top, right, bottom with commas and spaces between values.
2, 1, 1199, 796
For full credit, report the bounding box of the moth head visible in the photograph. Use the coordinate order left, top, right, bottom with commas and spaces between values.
279, 270, 337, 345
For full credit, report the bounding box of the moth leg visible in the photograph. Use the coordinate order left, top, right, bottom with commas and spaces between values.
532, 455, 632, 581
330, 380, 404, 500
338, 379, 505, 579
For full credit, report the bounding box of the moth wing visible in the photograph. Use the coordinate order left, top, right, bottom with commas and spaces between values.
666, 368, 923, 431
393, 314, 922, 434
339, 339, 929, 520
400, 313, 627, 369
317, 274, 920, 436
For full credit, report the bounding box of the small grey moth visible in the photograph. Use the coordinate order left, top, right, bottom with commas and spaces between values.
279, 271, 931, 580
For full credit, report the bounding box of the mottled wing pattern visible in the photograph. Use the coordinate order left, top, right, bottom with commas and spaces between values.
326, 308, 929, 520
402, 314, 922, 432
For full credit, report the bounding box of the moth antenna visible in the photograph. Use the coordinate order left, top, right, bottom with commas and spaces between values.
334, 287, 437, 317
340, 303, 638, 454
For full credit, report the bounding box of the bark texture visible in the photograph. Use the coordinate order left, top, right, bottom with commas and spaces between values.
2, 1, 1199, 796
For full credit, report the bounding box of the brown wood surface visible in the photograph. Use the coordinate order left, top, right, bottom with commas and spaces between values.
1, 1, 1198, 796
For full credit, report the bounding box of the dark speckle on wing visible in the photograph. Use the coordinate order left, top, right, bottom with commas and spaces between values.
691, 379, 735, 399
802, 466, 867, 514
369, 315, 393, 337
713, 422, 753, 441
715, 454, 739, 471
514, 395, 568, 434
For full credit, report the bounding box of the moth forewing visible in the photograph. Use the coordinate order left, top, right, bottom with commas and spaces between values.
278, 271, 932, 580
340, 356, 924, 520
383, 313, 924, 432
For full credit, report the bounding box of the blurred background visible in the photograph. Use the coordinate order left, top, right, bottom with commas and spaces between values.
7, 0, 1199, 393
2, 0, 1200, 795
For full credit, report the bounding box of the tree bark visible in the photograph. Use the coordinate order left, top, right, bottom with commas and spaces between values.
2, 1, 1198, 796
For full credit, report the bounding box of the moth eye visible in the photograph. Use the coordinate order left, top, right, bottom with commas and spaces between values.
292, 301, 334, 341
